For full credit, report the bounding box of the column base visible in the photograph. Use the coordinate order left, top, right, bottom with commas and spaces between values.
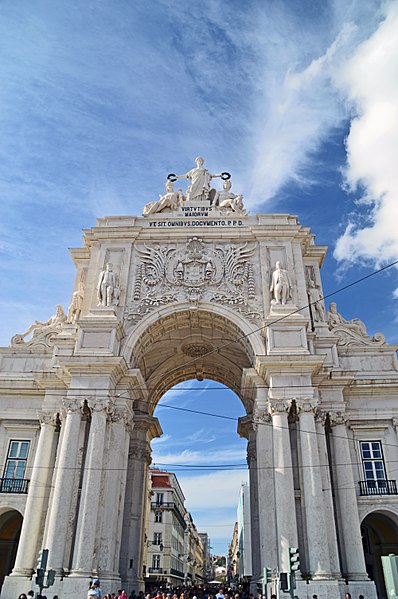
8, 568, 34, 577
1, 574, 125, 599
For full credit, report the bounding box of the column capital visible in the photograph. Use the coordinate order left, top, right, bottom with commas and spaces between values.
269, 398, 291, 414
296, 399, 319, 415
111, 408, 133, 432
253, 407, 272, 430
61, 397, 84, 417
86, 396, 115, 416
314, 408, 327, 425
329, 410, 348, 427
130, 439, 151, 465
38, 411, 58, 427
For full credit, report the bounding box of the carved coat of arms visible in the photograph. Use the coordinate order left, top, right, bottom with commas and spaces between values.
125, 237, 261, 324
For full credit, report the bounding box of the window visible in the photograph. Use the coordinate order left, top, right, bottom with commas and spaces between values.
155, 511, 162, 523
154, 532, 162, 545
152, 554, 161, 569
156, 492, 164, 505
4, 441, 30, 479
360, 441, 387, 492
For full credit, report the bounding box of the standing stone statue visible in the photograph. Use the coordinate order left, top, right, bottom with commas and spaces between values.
97, 263, 117, 307
174, 156, 222, 203
270, 261, 292, 305
307, 279, 325, 322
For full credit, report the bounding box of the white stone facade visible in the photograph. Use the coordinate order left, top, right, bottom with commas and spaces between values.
1, 180, 398, 599
144, 469, 204, 588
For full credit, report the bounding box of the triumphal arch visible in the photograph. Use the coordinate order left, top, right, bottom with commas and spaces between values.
1, 158, 398, 599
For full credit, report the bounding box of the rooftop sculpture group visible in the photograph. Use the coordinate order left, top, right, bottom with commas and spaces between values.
143, 156, 247, 217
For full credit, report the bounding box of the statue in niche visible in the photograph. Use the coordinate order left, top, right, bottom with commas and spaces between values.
307, 279, 325, 322
213, 179, 247, 215
97, 263, 119, 307
327, 302, 368, 337
173, 156, 223, 203
270, 261, 292, 305
142, 179, 184, 216
67, 281, 84, 323
11, 304, 67, 346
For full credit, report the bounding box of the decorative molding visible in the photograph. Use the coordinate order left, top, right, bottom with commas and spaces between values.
38, 412, 58, 427
296, 399, 319, 414
182, 342, 214, 358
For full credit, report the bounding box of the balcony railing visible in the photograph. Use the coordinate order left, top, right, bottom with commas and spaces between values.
0, 478, 30, 494
359, 479, 398, 496
170, 568, 184, 578
151, 502, 187, 529
148, 568, 163, 574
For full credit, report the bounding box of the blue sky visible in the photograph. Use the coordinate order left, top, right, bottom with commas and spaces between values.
1, 0, 398, 555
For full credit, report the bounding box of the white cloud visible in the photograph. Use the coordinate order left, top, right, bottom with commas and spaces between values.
152, 447, 246, 466
334, 3, 398, 267
178, 470, 248, 510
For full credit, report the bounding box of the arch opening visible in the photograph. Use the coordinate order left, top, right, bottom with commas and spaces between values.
127, 308, 261, 412
0, 509, 23, 590
361, 510, 398, 598
147, 377, 250, 589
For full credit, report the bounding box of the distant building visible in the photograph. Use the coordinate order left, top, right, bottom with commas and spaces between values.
198, 532, 212, 582
237, 483, 252, 580
145, 469, 204, 588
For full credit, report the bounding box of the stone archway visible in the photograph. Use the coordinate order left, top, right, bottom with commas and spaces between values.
0, 509, 23, 591
120, 307, 265, 591
361, 510, 398, 598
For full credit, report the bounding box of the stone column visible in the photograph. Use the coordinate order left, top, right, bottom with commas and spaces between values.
98, 407, 132, 578
247, 438, 260, 583
46, 399, 83, 574
314, 410, 341, 578
11, 412, 58, 576
120, 415, 162, 591
71, 398, 113, 576
329, 412, 368, 580
253, 407, 278, 571
270, 399, 299, 573
297, 400, 331, 578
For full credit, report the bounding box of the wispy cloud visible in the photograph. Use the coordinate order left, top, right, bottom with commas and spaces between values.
334, 3, 398, 269
152, 447, 246, 466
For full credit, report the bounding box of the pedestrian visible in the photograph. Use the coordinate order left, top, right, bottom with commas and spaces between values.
18, 594, 27, 599
88, 579, 102, 599
359, 595, 364, 599
313, 595, 318, 599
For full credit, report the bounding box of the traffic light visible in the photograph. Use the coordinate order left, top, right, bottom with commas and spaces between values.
35, 568, 45, 588
265, 568, 272, 583
288, 547, 300, 573
280, 572, 290, 592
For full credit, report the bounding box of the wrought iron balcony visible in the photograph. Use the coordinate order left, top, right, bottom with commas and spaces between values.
151, 501, 187, 528
359, 479, 398, 496
0, 478, 29, 494
170, 568, 184, 578
148, 568, 163, 574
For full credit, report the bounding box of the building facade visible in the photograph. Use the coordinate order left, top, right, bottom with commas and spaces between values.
1, 159, 398, 599
144, 469, 204, 589
237, 482, 252, 582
